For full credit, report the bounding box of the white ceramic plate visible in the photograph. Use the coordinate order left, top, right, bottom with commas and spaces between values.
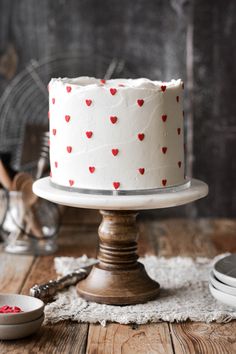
209, 283, 236, 309
0, 313, 44, 340
0, 293, 44, 325
210, 271, 236, 296
213, 254, 236, 288
33, 177, 208, 210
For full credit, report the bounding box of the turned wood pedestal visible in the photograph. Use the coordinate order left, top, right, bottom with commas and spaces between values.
77, 210, 160, 305
33, 177, 208, 305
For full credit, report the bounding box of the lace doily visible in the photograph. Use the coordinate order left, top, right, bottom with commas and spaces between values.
44, 254, 236, 326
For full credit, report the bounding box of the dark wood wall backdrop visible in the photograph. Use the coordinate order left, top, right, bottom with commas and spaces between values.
0, 0, 235, 217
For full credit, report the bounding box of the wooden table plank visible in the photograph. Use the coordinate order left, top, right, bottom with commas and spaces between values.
0, 245, 34, 293
208, 219, 236, 254
145, 218, 219, 258
0, 320, 88, 354
86, 323, 174, 354
171, 321, 236, 354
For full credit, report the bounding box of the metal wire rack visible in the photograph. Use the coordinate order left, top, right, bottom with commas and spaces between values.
0, 52, 132, 172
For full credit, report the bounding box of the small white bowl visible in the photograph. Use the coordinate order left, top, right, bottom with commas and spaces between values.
0, 293, 44, 325
209, 283, 236, 309
210, 271, 236, 296
0, 314, 44, 340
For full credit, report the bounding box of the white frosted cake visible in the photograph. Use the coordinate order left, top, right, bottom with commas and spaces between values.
48, 77, 185, 191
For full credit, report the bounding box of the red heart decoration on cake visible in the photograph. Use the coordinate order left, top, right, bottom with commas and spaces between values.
66, 86, 72, 93
67, 146, 72, 153
139, 168, 145, 175
178, 161, 182, 168
52, 98, 55, 104
112, 149, 119, 156
110, 88, 117, 96
65, 115, 71, 122
137, 99, 144, 107
52, 129, 56, 136
162, 179, 167, 186
176, 96, 179, 102
86, 99, 92, 106
113, 182, 120, 190
177, 128, 181, 135
138, 133, 145, 141
69, 180, 74, 186
100, 79, 106, 84
161, 85, 166, 92
89, 166, 95, 173
162, 147, 167, 154
110, 116, 118, 124
55, 161, 58, 168
162, 114, 167, 122
86, 131, 93, 138
48, 111, 50, 120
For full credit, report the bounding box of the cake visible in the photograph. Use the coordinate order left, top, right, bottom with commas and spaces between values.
48, 77, 185, 191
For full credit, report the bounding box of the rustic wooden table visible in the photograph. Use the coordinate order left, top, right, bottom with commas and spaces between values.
0, 208, 236, 354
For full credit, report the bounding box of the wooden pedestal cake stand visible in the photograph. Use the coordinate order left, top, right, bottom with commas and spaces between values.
33, 177, 208, 305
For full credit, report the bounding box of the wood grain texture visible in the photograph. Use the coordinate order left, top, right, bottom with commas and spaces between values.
77, 211, 160, 305
0, 245, 34, 293
208, 219, 236, 254
142, 218, 219, 258
0, 320, 88, 354
86, 323, 174, 354
171, 322, 236, 354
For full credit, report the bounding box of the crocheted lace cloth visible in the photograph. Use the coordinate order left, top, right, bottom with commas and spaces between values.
44, 254, 236, 326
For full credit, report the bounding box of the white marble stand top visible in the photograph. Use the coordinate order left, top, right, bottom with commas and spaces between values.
33, 177, 208, 211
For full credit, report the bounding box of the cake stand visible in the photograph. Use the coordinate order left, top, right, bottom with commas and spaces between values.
33, 177, 208, 305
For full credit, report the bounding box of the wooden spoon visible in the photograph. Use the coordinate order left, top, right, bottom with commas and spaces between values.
11, 172, 32, 192
21, 178, 38, 207
0, 160, 12, 190
20, 178, 43, 238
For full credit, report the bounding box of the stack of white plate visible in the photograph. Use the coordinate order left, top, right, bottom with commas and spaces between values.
209, 254, 236, 308
0, 293, 44, 340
